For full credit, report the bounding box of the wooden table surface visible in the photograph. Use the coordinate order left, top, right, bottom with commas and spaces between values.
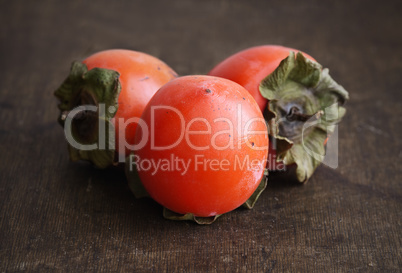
1, 0, 401, 272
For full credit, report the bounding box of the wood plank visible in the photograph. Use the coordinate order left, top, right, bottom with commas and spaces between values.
0, 0, 401, 272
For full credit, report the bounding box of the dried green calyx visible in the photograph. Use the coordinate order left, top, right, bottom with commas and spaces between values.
54, 61, 121, 168
260, 52, 349, 182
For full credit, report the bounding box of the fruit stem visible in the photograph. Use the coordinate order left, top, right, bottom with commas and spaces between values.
286, 107, 324, 122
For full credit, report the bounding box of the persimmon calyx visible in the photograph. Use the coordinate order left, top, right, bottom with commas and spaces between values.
54, 61, 121, 168
260, 51, 349, 182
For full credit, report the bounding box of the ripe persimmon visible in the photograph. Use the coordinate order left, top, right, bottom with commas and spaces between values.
55, 49, 177, 168
209, 45, 349, 182
128, 75, 268, 219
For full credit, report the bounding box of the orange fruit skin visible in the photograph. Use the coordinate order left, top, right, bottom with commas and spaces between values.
134, 75, 269, 217
83, 49, 177, 157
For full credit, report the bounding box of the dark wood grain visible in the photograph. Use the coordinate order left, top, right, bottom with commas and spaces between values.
0, 0, 401, 272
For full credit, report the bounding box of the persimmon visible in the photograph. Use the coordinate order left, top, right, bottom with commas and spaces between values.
54, 49, 177, 168
209, 45, 349, 182
127, 75, 268, 220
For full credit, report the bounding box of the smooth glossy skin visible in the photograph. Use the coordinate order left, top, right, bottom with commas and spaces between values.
134, 76, 269, 217
208, 45, 315, 112
83, 49, 178, 157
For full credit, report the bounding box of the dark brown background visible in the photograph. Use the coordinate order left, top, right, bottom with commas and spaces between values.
1, 0, 401, 272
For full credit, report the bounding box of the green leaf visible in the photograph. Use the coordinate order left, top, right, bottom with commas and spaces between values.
289, 52, 321, 87
125, 154, 150, 199
163, 208, 221, 225
242, 174, 268, 209
259, 51, 349, 182
260, 51, 296, 100
54, 61, 121, 168
282, 127, 327, 182
54, 62, 87, 112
